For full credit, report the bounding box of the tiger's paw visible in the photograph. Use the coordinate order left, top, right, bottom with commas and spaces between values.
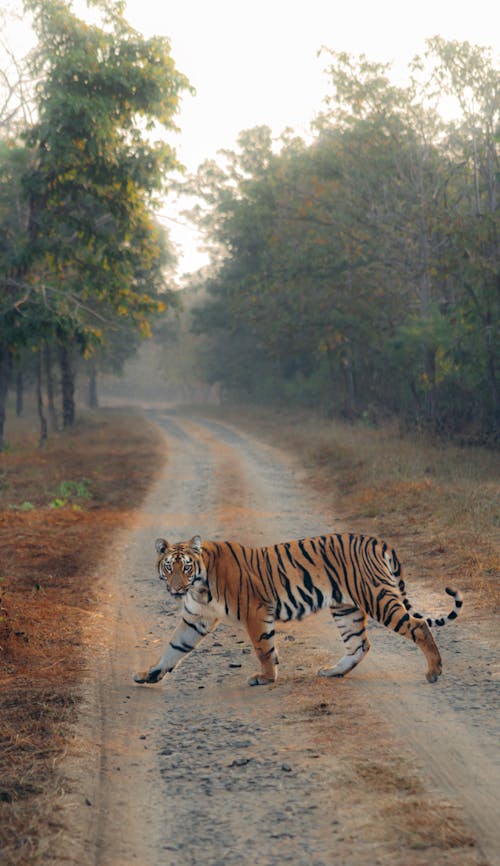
317, 666, 346, 678
247, 673, 275, 686
133, 667, 163, 685
425, 666, 442, 683
425, 656, 443, 683
317, 648, 367, 678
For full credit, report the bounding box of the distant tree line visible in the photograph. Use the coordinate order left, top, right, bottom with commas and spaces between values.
188, 39, 499, 438
0, 0, 189, 449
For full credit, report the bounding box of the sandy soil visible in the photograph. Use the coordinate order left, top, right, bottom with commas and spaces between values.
56, 408, 499, 866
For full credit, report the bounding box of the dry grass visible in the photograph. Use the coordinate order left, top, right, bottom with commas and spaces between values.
195, 405, 499, 611
352, 759, 474, 850
351, 760, 474, 850
383, 797, 476, 852
0, 401, 494, 864
290, 680, 479, 861
0, 408, 167, 865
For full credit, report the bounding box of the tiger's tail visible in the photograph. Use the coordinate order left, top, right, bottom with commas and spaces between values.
384, 550, 463, 627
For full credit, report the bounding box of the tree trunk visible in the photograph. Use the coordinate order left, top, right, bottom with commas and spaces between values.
0, 347, 12, 452
484, 318, 499, 429
58, 342, 75, 428
88, 360, 98, 408
423, 346, 437, 426
342, 361, 357, 418
418, 224, 438, 426
16, 369, 23, 417
44, 342, 59, 431
36, 349, 47, 447
462, 275, 499, 431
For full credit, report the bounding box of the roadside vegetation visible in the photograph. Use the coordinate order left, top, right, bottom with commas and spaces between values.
0, 398, 497, 863
1, 0, 189, 450
199, 405, 499, 613
186, 40, 499, 440
0, 407, 166, 865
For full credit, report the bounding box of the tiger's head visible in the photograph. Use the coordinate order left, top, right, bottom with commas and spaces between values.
155, 535, 206, 598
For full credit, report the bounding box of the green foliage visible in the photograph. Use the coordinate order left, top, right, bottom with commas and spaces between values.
8, 501, 35, 511
53, 478, 92, 500
7, 479, 91, 510
187, 39, 499, 437
21, 0, 189, 325
0, 0, 190, 445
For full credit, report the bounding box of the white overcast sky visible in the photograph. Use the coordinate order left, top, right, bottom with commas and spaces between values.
121, 0, 498, 275
4, 0, 499, 275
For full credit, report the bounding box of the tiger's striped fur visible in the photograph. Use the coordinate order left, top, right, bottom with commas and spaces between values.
133, 533, 463, 688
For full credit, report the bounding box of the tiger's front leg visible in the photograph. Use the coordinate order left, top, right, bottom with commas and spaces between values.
133, 603, 218, 685
246, 609, 278, 686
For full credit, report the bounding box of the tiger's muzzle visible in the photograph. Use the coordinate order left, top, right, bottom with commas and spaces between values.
159, 568, 190, 597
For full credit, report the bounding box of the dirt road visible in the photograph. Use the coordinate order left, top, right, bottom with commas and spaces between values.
58, 408, 499, 866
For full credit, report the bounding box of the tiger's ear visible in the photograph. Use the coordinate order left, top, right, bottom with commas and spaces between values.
155, 538, 168, 554
190, 535, 202, 554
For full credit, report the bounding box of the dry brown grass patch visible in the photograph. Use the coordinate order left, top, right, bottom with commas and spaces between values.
0, 409, 166, 865
383, 797, 476, 851
353, 759, 423, 796
286, 675, 480, 862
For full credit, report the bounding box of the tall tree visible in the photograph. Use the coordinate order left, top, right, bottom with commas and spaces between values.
424, 37, 500, 426
187, 40, 499, 435
0, 0, 189, 443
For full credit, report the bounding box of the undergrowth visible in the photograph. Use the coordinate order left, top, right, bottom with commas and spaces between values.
195, 404, 499, 611
0, 409, 166, 865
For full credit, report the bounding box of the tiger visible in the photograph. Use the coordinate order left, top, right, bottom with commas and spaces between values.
133, 533, 463, 688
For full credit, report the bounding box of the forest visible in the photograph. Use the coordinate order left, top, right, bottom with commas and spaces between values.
186, 40, 499, 437
0, 0, 189, 449
0, 1, 499, 443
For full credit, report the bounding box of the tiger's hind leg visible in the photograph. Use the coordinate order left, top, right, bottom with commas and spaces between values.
384, 603, 442, 683
318, 606, 370, 678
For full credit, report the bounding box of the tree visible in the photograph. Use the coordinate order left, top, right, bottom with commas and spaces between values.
0, 141, 32, 449
0, 0, 190, 445
187, 40, 499, 436
424, 38, 500, 427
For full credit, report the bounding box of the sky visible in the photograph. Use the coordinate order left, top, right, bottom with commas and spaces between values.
121, 0, 498, 276
3, 0, 499, 276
